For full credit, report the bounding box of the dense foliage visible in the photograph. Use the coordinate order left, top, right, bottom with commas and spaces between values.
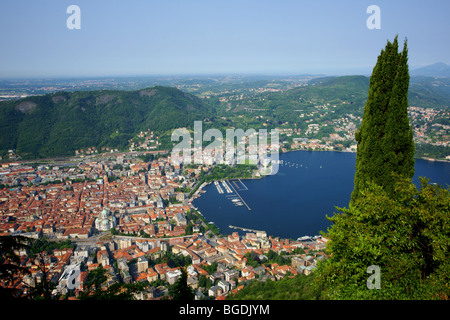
244, 250, 299, 268
0, 236, 31, 299
414, 143, 450, 162
148, 249, 192, 269
314, 38, 449, 300
229, 274, 321, 300
315, 177, 450, 299
352, 36, 415, 201
1, 74, 447, 161
0, 86, 214, 159
28, 238, 75, 258
76, 265, 160, 300
188, 164, 257, 200
169, 268, 195, 300
202, 164, 257, 183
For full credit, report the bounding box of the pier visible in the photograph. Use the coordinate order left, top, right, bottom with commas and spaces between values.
228, 225, 266, 236
221, 180, 233, 193
226, 179, 251, 211
214, 181, 224, 194
230, 179, 248, 191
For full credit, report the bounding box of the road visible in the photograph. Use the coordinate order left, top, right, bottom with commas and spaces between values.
69, 231, 112, 245
17, 149, 170, 166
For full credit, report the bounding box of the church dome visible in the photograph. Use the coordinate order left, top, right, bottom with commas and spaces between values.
100, 208, 109, 219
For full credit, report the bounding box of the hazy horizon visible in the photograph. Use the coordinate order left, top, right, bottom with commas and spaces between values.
1, 0, 449, 78
0, 64, 446, 81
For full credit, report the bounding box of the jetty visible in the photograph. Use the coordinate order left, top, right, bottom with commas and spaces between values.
221, 180, 233, 193
226, 179, 251, 211
229, 225, 266, 237
230, 179, 248, 191
214, 181, 224, 194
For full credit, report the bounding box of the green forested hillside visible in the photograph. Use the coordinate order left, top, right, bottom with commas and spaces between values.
223, 75, 371, 134
409, 76, 450, 109
225, 75, 449, 140
283, 75, 450, 112
228, 274, 321, 300
260, 75, 370, 115
0, 86, 214, 159
1, 75, 448, 160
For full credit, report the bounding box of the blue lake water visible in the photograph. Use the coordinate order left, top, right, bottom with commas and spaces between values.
192, 151, 450, 240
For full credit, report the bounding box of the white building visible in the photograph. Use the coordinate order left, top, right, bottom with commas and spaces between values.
95, 208, 116, 231
166, 269, 182, 285
137, 256, 149, 273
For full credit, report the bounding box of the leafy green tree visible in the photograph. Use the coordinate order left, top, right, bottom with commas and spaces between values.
244, 252, 262, 268
315, 177, 450, 299
28, 238, 74, 258
78, 267, 148, 300
202, 262, 218, 275
0, 236, 58, 300
169, 268, 194, 300
185, 223, 193, 235
198, 274, 207, 288
316, 37, 449, 300
78, 282, 147, 300
0, 236, 31, 299
83, 267, 108, 290
352, 36, 415, 202
229, 274, 320, 300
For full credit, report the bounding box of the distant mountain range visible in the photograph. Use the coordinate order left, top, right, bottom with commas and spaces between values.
412, 62, 450, 77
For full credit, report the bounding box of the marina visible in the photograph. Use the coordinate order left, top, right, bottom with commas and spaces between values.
229, 179, 248, 191
226, 179, 251, 211
213, 178, 251, 209
192, 150, 449, 239
230, 198, 243, 206
214, 181, 224, 194
221, 180, 233, 193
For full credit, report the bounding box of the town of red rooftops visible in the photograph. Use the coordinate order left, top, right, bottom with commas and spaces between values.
0, 150, 328, 300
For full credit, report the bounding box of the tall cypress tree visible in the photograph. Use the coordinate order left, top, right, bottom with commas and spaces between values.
382, 39, 415, 187
351, 36, 414, 202
316, 37, 449, 300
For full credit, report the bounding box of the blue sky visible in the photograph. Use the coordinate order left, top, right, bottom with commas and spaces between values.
0, 0, 449, 78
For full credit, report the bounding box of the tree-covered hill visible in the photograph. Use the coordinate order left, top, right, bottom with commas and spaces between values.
306, 75, 450, 110
1, 75, 448, 160
226, 75, 371, 132
0, 86, 215, 159
288, 74, 449, 111
288, 75, 370, 105
409, 76, 450, 109
233, 75, 449, 131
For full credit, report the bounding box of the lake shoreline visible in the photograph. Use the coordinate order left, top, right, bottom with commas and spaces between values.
281, 147, 449, 163
190, 148, 449, 203
191, 149, 449, 239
